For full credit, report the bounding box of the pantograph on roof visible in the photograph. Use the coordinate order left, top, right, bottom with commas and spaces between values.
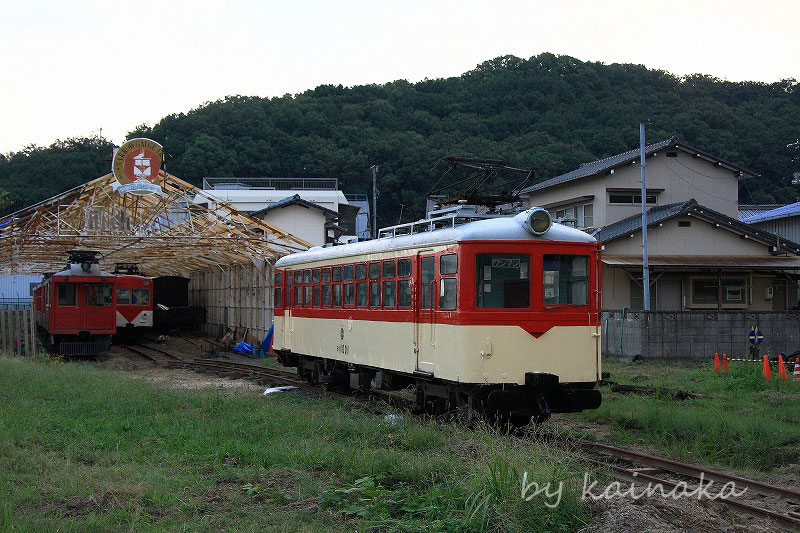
0, 171, 310, 276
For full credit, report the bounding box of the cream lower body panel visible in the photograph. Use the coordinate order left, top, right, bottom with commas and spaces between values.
275, 316, 600, 385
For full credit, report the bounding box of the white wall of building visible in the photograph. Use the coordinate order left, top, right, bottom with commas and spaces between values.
257, 205, 328, 247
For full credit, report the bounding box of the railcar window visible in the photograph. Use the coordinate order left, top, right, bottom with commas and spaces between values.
344, 283, 355, 305
383, 281, 396, 307
332, 266, 342, 282
275, 272, 282, 286
543, 255, 589, 305
322, 285, 331, 306
86, 284, 112, 306
322, 268, 331, 282
382, 260, 396, 278
343, 265, 354, 281
440, 254, 458, 275
304, 270, 311, 284
369, 282, 381, 307
369, 262, 380, 280
356, 263, 367, 280
476, 254, 530, 308
312, 269, 321, 283
440, 278, 457, 310
420, 256, 434, 309
398, 280, 412, 308
286, 274, 292, 306
295, 286, 302, 307
313, 286, 321, 307
116, 288, 131, 305
274, 287, 283, 308
132, 289, 150, 306
57, 283, 76, 306
398, 258, 411, 277
304, 286, 311, 306
357, 282, 368, 307
294, 271, 302, 285
333, 284, 343, 306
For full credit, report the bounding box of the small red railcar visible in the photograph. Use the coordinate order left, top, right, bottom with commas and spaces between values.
115, 275, 153, 330
33, 252, 116, 356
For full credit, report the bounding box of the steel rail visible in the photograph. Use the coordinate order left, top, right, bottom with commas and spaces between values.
582, 441, 800, 501
584, 456, 800, 530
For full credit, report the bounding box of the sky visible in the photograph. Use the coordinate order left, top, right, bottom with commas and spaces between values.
1, 0, 798, 154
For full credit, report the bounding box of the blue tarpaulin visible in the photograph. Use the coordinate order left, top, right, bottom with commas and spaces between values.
232, 342, 254, 355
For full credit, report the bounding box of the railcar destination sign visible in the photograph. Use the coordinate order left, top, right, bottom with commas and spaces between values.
112, 138, 163, 196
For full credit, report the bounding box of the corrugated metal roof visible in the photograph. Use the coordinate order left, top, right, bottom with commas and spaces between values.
603, 255, 800, 269
738, 204, 786, 220
522, 137, 757, 194
740, 201, 800, 223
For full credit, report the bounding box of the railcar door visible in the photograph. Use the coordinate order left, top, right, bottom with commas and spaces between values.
414, 253, 436, 374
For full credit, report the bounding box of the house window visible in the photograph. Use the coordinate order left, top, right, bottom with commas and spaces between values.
609, 193, 657, 205
553, 203, 593, 228
691, 278, 747, 306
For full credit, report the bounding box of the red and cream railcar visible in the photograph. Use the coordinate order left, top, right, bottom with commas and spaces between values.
115, 275, 153, 330
273, 208, 602, 425
33, 253, 117, 357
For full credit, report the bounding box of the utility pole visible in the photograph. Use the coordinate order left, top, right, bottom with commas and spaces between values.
640, 123, 650, 311
370, 165, 379, 239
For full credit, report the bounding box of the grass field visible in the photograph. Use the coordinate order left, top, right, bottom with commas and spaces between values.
0, 356, 589, 532
574, 358, 800, 475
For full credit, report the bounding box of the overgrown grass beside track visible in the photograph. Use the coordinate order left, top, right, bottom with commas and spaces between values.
576, 359, 800, 474
0, 356, 587, 531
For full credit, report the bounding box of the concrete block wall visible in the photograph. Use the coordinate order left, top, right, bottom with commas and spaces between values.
602, 310, 800, 359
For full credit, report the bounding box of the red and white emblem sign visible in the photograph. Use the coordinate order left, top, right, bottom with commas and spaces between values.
112, 138, 164, 195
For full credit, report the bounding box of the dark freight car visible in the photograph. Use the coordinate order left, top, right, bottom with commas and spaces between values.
152, 276, 206, 331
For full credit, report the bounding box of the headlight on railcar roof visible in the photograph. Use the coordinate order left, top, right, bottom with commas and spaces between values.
525, 208, 552, 236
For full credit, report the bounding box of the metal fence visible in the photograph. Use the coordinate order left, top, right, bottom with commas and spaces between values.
602, 310, 800, 360
0, 308, 37, 355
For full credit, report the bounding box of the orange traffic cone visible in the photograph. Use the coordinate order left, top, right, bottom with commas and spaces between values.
714, 352, 720, 373
762, 356, 772, 380
793, 358, 800, 381
778, 355, 788, 382
722, 354, 729, 372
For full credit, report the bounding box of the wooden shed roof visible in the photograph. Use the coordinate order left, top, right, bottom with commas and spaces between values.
0, 171, 310, 276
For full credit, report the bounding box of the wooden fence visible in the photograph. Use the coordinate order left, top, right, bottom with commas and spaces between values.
0, 308, 37, 355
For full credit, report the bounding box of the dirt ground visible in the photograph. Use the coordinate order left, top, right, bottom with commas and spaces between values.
95, 334, 794, 532
98, 333, 274, 395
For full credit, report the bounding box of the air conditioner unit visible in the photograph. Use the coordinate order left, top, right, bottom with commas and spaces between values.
764, 287, 774, 300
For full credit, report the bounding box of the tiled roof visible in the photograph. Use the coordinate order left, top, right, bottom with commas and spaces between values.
595, 199, 800, 254
250, 194, 339, 218
596, 200, 696, 243
523, 137, 677, 193
523, 137, 757, 194
741, 201, 800, 224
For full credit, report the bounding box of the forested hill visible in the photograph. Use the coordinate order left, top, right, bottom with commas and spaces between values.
2, 53, 799, 222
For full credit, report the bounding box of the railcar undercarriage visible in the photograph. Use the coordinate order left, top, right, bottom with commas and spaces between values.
277, 350, 601, 427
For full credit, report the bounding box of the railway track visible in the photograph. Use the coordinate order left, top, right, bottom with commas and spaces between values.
120, 343, 183, 365
152, 356, 800, 529
580, 441, 800, 530
166, 358, 408, 415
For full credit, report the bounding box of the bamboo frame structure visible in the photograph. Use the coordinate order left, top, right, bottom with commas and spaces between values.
0, 171, 310, 276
